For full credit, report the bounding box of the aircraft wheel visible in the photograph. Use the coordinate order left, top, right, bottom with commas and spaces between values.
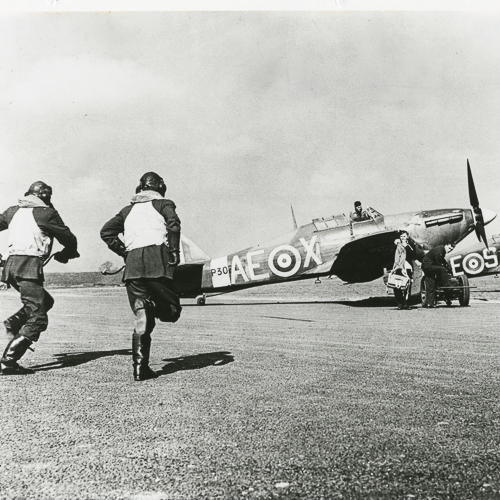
196, 295, 206, 306
458, 275, 470, 307
420, 278, 427, 305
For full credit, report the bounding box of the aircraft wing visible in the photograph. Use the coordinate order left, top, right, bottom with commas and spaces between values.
330, 230, 402, 283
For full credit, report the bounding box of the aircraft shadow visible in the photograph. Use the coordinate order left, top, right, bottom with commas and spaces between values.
158, 351, 234, 376
330, 296, 422, 308
183, 297, 421, 308
30, 349, 131, 371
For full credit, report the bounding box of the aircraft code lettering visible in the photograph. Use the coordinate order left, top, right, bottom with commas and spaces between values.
209, 236, 322, 288
449, 248, 499, 276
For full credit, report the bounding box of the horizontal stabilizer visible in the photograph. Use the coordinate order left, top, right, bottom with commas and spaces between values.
180, 235, 211, 264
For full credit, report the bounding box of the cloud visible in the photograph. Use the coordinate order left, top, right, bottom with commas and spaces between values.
4, 54, 182, 114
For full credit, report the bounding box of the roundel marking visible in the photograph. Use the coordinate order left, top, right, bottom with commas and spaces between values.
278, 254, 292, 267
268, 245, 301, 277
462, 253, 484, 274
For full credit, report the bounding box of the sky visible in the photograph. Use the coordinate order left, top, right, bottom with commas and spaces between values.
2, 2, 500, 272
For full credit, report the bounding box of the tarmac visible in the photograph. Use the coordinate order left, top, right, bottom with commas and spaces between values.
1, 277, 499, 499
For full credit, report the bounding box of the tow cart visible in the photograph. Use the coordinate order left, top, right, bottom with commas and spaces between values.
420, 273, 472, 307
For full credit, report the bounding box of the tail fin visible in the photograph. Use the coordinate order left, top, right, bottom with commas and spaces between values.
180, 235, 210, 264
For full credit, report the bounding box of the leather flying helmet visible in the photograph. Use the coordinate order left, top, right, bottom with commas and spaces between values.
26, 181, 53, 205
136, 172, 166, 197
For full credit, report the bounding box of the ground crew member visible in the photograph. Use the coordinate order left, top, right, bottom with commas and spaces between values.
392, 230, 417, 310
349, 201, 371, 222
421, 243, 455, 308
0, 181, 79, 375
100, 172, 182, 381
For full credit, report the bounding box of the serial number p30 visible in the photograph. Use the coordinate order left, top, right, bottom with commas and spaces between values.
211, 266, 229, 276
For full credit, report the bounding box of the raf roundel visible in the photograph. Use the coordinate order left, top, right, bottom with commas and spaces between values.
268, 245, 301, 278
462, 253, 485, 274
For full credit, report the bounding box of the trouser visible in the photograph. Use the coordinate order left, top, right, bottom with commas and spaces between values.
126, 277, 182, 324
4, 278, 54, 342
125, 278, 182, 376
394, 268, 413, 307
422, 265, 450, 306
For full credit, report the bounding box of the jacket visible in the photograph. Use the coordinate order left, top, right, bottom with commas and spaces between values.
393, 240, 416, 271
100, 190, 181, 280
422, 245, 448, 269
350, 209, 371, 222
0, 195, 78, 281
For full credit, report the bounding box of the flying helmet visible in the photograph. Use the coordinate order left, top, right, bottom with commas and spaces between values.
136, 172, 166, 197
26, 181, 53, 205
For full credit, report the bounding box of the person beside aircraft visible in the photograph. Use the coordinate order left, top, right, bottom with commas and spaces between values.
349, 201, 371, 222
421, 243, 455, 308
392, 230, 417, 310
100, 172, 182, 381
0, 181, 79, 375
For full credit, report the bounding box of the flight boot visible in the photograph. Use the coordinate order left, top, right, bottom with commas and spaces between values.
132, 332, 158, 381
4, 309, 28, 340
0, 335, 35, 375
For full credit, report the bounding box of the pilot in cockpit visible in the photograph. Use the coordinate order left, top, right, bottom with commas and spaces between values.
349, 201, 371, 222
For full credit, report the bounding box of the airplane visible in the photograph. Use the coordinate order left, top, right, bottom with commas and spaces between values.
102, 161, 496, 305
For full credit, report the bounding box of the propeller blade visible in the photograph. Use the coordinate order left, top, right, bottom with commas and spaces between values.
477, 221, 489, 249
467, 160, 490, 248
467, 159, 480, 209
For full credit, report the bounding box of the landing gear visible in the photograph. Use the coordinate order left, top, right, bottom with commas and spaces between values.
458, 274, 470, 306
196, 294, 206, 306
420, 278, 428, 306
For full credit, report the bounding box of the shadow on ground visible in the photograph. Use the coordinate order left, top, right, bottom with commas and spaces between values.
159, 351, 234, 376
332, 295, 422, 308
184, 296, 423, 308
30, 349, 131, 371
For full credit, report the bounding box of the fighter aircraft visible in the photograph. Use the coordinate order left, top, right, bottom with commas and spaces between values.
102, 161, 496, 305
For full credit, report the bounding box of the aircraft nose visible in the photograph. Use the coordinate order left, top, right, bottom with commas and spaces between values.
482, 208, 497, 226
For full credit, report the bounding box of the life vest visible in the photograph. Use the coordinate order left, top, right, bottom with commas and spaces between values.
123, 201, 167, 251
8, 207, 52, 258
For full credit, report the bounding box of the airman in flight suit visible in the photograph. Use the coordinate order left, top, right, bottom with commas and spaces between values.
100, 172, 182, 381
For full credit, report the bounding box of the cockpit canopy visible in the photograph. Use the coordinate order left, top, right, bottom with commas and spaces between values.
312, 207, 383, 231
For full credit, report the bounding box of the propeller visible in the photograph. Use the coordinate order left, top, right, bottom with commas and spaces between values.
467, 159, 489, 248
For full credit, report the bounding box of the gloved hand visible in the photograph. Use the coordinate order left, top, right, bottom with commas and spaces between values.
166, 231, 181, 267
54, 248, 80, 264
54, 251, 69, 264
168, 250, 180, 266
108, 237, 127, 258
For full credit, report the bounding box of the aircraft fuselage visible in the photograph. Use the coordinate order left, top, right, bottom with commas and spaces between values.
174, 207, 481, 298
448, 237, 500, 278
